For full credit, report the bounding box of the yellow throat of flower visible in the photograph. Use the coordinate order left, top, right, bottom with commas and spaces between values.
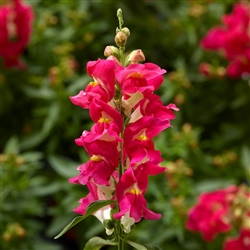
138, 134, 149, 141
128, 188, 142, 195
90, 155, 102, 162
89, 81, 98, 87
98, 117, 111, 124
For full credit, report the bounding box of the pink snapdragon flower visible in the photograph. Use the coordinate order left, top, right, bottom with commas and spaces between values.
123, 116, 171, 166
200, 3, 250, 78
134, 91, 179, 122
88, 99, 123, 138
186, 185, 238, 241
115, 63, 166, 100
70, 59, 117, 108
0, 0, 33, 69
72, 137, 119, 186
113, 166, 161, 223
223, 229, 250, 250
87, 59, 117, 101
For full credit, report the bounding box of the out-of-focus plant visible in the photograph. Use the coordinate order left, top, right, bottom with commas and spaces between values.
200, 2, 250, 78
0, 137, 64, 250
0, 0, 33, 69
186, 184, 250, 250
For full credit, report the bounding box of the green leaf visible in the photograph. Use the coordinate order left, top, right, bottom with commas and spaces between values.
83, 237, 117, 250
54, 200, 115, 239
125, 240, 162, 250
194, 178, 235, 193
48, 155, 79, 178
241, 145, 250, 173
4, 136, 19, 154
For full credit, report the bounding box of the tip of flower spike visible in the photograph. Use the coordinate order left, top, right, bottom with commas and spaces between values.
117, 8, 123, 18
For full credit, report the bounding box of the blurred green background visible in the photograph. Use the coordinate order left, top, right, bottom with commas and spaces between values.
1, 0, 249, 249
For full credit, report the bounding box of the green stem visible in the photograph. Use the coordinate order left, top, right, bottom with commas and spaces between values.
118, 223, 124, 250
116, 9, 126, 250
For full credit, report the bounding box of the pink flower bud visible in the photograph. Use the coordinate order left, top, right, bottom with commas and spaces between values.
104, 45, 119, 58
126, 49, 145, 64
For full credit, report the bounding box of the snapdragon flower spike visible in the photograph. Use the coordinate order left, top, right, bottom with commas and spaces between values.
73, 138, 119, 185
113, 166, 161, 222
123, 116, 171, 166
115, 63, 166, 100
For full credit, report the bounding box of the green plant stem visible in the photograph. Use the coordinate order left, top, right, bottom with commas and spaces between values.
118, 223, 124, 250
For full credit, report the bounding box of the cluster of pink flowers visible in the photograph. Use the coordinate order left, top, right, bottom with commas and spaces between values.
69, 56, 179, 233
200, 2, 250, 78
186, 185, 250, 250
0, 0, 33, 69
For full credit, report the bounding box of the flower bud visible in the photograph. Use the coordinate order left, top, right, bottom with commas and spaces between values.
126, 49, 145, 64
121, 27, 130, 38
115, 31, 127, 48
104, 45, 119, 58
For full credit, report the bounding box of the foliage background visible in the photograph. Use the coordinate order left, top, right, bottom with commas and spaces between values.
1, 0, 249, 249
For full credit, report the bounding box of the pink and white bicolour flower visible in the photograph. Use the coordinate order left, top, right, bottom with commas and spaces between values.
70, 59, 117, 108
83, 98, 123, 142
113, 166, 161, 223
71, 138, 119, 186
123, 115, 171, 167
72, 180, 115, 235
129, 90, 179, 123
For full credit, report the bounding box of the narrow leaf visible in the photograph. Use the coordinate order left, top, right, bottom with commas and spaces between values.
54, 200, 115, 239
83, 236, 117, 250
126, 240, 162, 250
125, 240, 147, 250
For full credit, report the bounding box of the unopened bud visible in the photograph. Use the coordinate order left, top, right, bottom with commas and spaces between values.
115, 31, 127, 48
117, 8, 123, 19
121, 27, 130, 38
126, 49, 145, 64
104, 45, 119, 58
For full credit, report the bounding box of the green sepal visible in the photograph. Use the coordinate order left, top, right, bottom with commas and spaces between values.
83, 236, 117, 250
125, 239, 162, 250
54, 200, 115, 239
